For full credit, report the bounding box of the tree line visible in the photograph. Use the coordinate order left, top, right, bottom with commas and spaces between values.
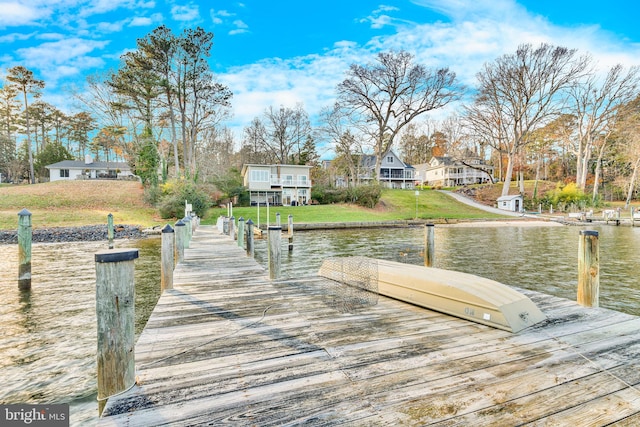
1, 25, 640, 209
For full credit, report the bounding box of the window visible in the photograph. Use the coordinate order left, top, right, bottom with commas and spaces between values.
386, 156, 394, 163
250, 170, 269, 182
60, 169, 69, 178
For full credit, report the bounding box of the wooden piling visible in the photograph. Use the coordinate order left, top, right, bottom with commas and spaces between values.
161, 224, 174, 291
182, 216, 192, 248
18, 209, 32, 291
237, 217, 245, 249
288, 214, 293, 252
424, 223, 435, 267
107, 213, 114, 249
246, 219, 255, 257
174, 219, 185, 264
268, 226, 281, 280
577, 230, 599, 308
276, 212, 281, 227
95, 248, 139, 415
229, 216, 235, 241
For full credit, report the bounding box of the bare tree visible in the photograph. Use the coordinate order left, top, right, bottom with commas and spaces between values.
251, 104, 312, 164
466, 43, 589, 196
337, 50, 459, 178
568, 64, 640, 196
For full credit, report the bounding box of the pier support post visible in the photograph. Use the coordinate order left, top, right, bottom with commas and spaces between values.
107, 213, 114, 249
237, 217, 245, 249
182, 216, 192, 248
229, 216, 235, 241
276, 212, 281, 227
268, 226, 282, 280
161, 224, 174, 291
174, 219, 185, 264
246, 219, 255, 257
288, 214, 294, 252
578, 230, 599, 307
18, 209, 32, 291
424, 223, 435, 267
95, 248, 139, 416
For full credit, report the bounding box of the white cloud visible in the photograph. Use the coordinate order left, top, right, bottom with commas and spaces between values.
0, 2, 50, 27
171, 3, 200, 22
218, 0, 640, 144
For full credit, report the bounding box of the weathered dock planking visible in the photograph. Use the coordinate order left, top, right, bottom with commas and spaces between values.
98, 225, 640, 426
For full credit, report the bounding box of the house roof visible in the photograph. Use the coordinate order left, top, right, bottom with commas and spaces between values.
45, 160, 131, 170
497, 195, 523, 201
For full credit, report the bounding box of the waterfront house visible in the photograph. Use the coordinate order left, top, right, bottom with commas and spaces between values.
325, 150, 415, 189
241, 163, 312, 206
420, 154, 494, 187
45, 155, 134, 182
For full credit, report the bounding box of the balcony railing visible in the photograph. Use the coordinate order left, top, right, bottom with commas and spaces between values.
270, 177, 311, 187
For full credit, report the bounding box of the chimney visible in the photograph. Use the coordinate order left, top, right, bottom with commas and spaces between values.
85, 155, 93, 165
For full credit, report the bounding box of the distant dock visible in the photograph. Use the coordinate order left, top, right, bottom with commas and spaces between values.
98, 225, 640, 426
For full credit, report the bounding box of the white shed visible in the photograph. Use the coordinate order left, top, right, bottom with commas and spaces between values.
496, 195, 524, 212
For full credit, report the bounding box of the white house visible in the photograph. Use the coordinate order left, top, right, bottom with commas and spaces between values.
241, 164, 312, 206
422, 154, 494, 187
46, 155, 134, 182
497, 194, 524, 212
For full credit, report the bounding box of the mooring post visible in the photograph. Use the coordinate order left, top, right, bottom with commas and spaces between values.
578, 230, 599, 307
182, 216, 192, 248
174, 219, 185, 264
107, 213, 114, 249
268, 226, 282, 280
276, 212, 281, 227
288, 214, 294, 252
18, 209, 32, 291
246, 219, 255, 257
424, 223, 435, 267
632, 207, 636, 227
237, 217, 245, 249
95, 248, 139, 416
191, 212, 197, 234
161, 224, 174, 291
229, 216, 236, 241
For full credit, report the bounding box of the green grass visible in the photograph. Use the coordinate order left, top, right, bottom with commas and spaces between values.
202, 189, 507, 225
0, 182, 510, 231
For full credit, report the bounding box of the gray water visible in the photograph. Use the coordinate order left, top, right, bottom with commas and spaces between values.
254, 224, 640, 317
0, 238, 161, 426
1, 224, 639, 426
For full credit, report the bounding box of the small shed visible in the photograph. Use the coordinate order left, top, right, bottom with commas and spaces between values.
496, 194, 523, 212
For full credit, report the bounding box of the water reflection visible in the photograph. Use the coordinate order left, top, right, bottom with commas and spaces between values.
0, 237, 161, 426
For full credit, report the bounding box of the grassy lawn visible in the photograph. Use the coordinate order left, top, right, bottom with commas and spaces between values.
0, 182, 509, 231
202, 189, 507, 225
0, 180, 163, 230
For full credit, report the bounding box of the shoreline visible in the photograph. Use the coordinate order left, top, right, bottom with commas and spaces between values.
0, 217, 565, 244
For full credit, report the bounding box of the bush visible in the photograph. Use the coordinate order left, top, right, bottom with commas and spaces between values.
309, 183, 382, 208
157, 179, 212, 219
542, 182, 590, 211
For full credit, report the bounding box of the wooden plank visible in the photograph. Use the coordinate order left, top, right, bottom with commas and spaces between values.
98, 225, 640, 426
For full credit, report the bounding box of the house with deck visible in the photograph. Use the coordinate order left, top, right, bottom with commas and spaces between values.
46, 155, 134, 182
325, 150, 414, 189
241, 163, 312, 206
420, 153, 494, 187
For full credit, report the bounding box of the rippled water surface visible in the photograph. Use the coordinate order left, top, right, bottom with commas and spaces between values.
0, 238, 160, 426
254, 224, 640, 317
1, 223, 639, 426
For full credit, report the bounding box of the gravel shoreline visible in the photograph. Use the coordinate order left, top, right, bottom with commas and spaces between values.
0, 224, 147, 244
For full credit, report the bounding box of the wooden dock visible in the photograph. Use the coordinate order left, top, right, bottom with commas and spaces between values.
98, 225, 640, 426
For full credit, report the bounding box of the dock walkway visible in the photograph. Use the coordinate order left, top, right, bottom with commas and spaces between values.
99, 225, 640, 426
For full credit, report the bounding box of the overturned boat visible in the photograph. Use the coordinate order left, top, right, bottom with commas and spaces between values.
318, 257, 546, 333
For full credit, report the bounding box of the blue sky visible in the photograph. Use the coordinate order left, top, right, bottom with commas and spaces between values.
1, 0, 639, 147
